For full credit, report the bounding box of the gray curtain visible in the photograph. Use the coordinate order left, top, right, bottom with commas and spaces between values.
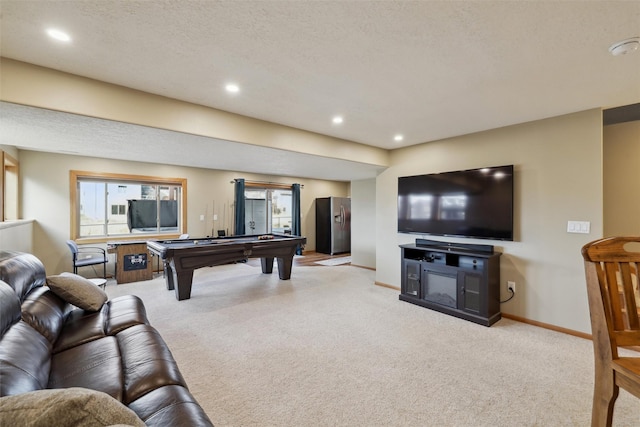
292, 183, 302, 255
234, 179, 245, 235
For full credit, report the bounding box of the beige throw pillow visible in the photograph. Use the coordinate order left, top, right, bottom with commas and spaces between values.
47, 273, 107, 311
0, 387, 145, 427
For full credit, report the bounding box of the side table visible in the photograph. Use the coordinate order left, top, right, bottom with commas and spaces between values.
88, 278, 107, 290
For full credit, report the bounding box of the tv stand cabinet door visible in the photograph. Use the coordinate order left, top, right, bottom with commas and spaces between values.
458, 271, 485, 316
401, 259, 421, 297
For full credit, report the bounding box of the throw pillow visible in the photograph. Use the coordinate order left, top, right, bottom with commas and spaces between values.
0, 387, 145, 427
46, 273, 108, 311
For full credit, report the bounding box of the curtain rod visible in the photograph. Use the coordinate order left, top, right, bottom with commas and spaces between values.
231, 179, 304, 189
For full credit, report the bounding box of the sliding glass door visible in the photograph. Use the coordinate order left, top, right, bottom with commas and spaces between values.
244, 188, 292, 234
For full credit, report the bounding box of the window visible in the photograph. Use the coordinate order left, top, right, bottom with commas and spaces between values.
1, 150, 19, 221
71, 171, 186, 241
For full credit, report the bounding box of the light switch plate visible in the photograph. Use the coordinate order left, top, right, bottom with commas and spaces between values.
567, 220, 590, 234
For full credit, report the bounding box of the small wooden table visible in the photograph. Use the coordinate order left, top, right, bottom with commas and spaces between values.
107, 241, 154, 284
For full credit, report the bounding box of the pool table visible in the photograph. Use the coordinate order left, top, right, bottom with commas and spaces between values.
147, 233, 306, 300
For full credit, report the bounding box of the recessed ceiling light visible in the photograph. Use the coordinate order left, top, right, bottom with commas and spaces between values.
332, 116, 343, 124
394, 134, 404, 142
609, 37, 640, 56
225, 83, 240, 93
46, 28, 71, 42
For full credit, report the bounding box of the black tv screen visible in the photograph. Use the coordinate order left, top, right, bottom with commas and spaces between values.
397, 165, 514, 241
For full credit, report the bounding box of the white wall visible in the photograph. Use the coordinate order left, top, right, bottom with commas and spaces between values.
376, 109, 603, 333
16, 151, 348, 275
350, 178, 376, 269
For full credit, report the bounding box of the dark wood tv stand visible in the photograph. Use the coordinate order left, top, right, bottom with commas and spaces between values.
399, 239, 501, 326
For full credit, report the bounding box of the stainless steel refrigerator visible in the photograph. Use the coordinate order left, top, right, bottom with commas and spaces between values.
315, 197, 351, 255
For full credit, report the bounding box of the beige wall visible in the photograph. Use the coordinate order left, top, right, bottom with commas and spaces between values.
5, 108, 613, 334
376, 109, 603, 333
604, 120, 640, 237
15, 150, 348, 275
2, 59, 627, 333
0, 220, 33, 253
350, 178, 376, 269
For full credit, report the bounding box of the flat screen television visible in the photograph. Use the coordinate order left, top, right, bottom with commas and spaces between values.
397, 165, 514, 241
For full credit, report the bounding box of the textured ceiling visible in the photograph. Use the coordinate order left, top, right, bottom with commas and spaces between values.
1, 102, 386, 181
1, 1, 639, 180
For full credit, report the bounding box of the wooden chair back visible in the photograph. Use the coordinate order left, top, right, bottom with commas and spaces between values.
581, 236, 640, 426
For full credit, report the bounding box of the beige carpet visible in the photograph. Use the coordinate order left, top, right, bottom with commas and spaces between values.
106, 264, 640, 426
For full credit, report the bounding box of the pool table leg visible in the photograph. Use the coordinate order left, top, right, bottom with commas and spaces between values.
164, 261, 174, 290
261, 256, 294, 279
260, 257, 274, 274
173, 270, 194, 301
277, 256, 294, 280
169, 259, 194, 300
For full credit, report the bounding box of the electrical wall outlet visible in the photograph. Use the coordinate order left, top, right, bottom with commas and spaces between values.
507, 281, 516, 293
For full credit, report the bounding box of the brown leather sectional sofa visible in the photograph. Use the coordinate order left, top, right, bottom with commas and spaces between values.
0, 250, 213, 426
